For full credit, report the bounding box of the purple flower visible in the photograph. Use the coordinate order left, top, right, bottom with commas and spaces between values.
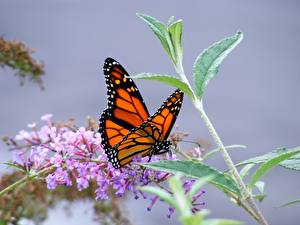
167, 207, 175, 218
46, 168, 72, 189
76, 177, 89, 191
29, 146, 48, 169
27, 122, 36, 128
8, 114, 205, 217
15, 130, 31, 141
191, 146, 203, 158
45, 173, 57, 189
41, 113, 53, 122
50, 153, 63, 167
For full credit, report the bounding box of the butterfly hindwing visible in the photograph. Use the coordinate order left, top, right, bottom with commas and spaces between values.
99, 109, 130, 152
99, 58, 150, 150
108, 123, 160, 168
108, 89, 184, 168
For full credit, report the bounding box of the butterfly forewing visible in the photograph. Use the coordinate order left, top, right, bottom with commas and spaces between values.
149, 89, 184, 138
99, 58, 150, 150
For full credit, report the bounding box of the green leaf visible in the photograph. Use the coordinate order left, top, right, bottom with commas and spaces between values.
137, 186, 176, 208
136, 13, 174, 62
132, 73, 195, 100
254, 194, 266, 203
236, 147, 300, 171
169, 174, 191, 216
181, 210, 211, 225
248, 149, 300, 188
202, 219, 242, 225
281, 153, 300, 170
254, 181, 265, 194
169, 19, 183, 62
181, 213, 204, 225
193, 31, 243, 98
239, 164, 255, 179
142, 160, 241, 197
188, 176, 214, 200
280, 198, 300, 208
253, 181, 266, 202
203, 144, 246, 160
236, 148, 286, 166
167, 16, 175, 27
3, 162, 26, 172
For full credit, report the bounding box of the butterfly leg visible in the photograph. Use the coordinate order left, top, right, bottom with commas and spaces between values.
154, 148, 174, 160
141, 154, 153, 178
154, 149, 169, 155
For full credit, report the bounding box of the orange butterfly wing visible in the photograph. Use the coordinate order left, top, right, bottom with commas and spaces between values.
99, 58, 150, 152
108, 89, 184, 168
149, 89, 184, 138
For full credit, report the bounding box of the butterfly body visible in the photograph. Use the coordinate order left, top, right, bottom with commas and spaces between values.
99, 58, 183, 168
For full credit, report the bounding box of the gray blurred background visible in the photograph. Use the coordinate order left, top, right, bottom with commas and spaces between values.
0, 0, 300, 224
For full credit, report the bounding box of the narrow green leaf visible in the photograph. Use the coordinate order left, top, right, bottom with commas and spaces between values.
136, 13, 174, 62
203, 144, 246, 160
169, 174, 191, 216
142, 160, 241, 197
236, 148, 287, 166
188, 176, 213, 200
236, 147, 300, 171
193, 31, 243, 98
164, 28, 176, 62
167, 16, 175, 27
132, 73, 195, 100
281, 154, 300, 170
137, 186, 176, 208
254, 194, 266, 203
254, 181, 265, 194
169, 20, 183, 62
181, 210, 211, 225
181, 213, 204, 225
202, 219, 242, 225
3, 162, 26, 172
253, 181, 266, 202
248, 149, 300, 188
239, 164, 255, 179
280, 198, 300, 208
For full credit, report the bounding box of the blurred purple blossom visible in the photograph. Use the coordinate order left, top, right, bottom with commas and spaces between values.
191, 146, 203, 158
7, 114, 205, 216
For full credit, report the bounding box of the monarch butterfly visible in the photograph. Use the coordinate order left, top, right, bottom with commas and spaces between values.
99, 58, 184, 168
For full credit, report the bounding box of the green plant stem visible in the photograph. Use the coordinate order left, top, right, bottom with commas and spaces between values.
172, 141, 261, 223
0, 165, 55, 198
175, 61, 196, 99
173, 61, 268, 225
228, 192, 261, 223
193, 99, 268, 225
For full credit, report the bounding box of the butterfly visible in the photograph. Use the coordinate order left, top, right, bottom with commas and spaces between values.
99, 58, 184, 168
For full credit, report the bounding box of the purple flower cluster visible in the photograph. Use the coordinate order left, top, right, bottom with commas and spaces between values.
8, 114, 205, 216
